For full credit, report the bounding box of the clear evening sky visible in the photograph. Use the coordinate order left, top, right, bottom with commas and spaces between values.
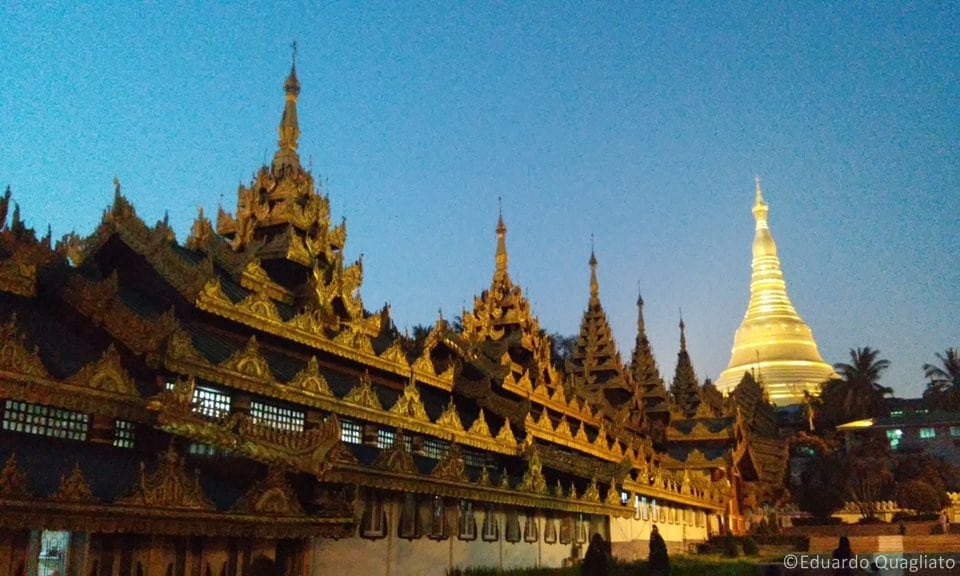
1, 2, 957, 399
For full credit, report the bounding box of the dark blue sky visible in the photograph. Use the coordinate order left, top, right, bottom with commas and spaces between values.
2, 2, 957, 398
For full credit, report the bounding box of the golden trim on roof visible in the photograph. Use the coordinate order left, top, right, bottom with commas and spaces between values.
220, 335, 274, 382
343, 371, 383, 411
0, 316, 49, 379
231, 466, 304, 516
66, 344, 139, 397
117, 447, 216, 511
390, 377, 429, 421
52, 464, 97, 504
288, 356, 333, 396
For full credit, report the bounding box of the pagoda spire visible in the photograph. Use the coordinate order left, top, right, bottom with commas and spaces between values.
588, 236, 599, 300
670, 314, 700, 417
716, 179, 836, 405
568, 246, 636, 410
493, 198, 510, 286
630, 287, 670, 437
273, 41, 302, 173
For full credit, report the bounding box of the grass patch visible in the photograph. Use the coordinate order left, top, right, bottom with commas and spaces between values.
454, 554, 766, 576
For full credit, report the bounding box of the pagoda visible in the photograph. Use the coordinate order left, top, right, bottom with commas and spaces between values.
715, 179, 835, 405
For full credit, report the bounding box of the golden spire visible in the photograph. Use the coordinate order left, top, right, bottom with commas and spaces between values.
588, 235, 598, 299
494, 198, 509, 285
716, 180, 836, 405
273, 41, 302, 173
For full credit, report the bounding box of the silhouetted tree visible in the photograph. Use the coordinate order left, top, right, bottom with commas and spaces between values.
922, 348, 960, 412
817, 347, 892, 429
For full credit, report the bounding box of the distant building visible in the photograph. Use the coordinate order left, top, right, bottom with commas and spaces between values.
838, 408, 960, 468
715, 180, 836, 406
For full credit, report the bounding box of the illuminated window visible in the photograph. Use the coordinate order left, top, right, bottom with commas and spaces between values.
2, 401, 88, 441
640, 496, 649, 520
950, 426, 960, 437
423, 438, 449, 460
886, 429, 903, 450
575, 515, 588, 544
463, 447, 491, 468
919, 427, 936, 439
113, 420, 135, 448
377, 428, 395, 449
188, 443, 219, 456
341, 419, 362, 444
193, 386, 231, 419
620, 490, 630, 506
250, 401, 304, 432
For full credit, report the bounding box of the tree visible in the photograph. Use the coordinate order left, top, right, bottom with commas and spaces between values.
897, 480, 944, 515
846, 432, 894, 520
817, 347, 893, 429
792, 449, 849, 518
548, 332, 577, 372
922, 348, 960, 412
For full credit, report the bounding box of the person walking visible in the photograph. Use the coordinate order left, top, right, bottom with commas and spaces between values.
582, 533, 609, 576
648, 524, 669, 576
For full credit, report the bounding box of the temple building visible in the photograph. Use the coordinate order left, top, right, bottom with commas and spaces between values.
0, 62, 747, 576
715, 179, 836, 405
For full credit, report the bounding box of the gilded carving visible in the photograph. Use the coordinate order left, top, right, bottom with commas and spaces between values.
495, 422, 516, 446
378, 341, 410, 369
582, 478, 600, 503
0, 454, 31, 498
430, 443, 467, 482
498, 468, 510, 489
412, 352, 435, 376
604, 481, 620, 506
343, 371, 383, 411
389, 377, 429, 421
236, 288, 282, 323
288, 356, 332, 396
555, 416, 572, 438
231, 466, 303, 516
118, 447, 215, 511
517, 446, 547, 495
199, 277, 232, 306
0, 315, 49, 379
166, 328, 207, 365
468, 409, 491, 438
220, 335, 274, 381
477, 466, 491, 486
372, 431, 417, 475
52, 464, 97, 503
436, 398, 464, 431
553, 480, 564, 498
66, 344, 138, 396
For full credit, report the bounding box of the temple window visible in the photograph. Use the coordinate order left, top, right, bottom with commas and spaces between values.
2, 400, 88, 441
575, 515, 588, 544
422, 437, 449, 460
113, 419, 135, 448
360, 490, 387, 539
543, 517, 557, 543
458, 500, 477, 541
919, 427, 936, 439
250, 400, 304, 431
504, 510, 521, 543
559, 517, 573, 544
399, 493, 421, 539
340, 419, 362, 444
193, 386, 231, 419
684, 508, 693, 525
951, 426, 960, 437
640, 496, 649, 520
463, 447, 491, 468
428, 496, 449, 540
620, 490, 629, 506
38, 530, 70, 576
481, 506, 499, 542
523, 513, 539, 542
188, 443, 219, 456
377, 428, 394, 449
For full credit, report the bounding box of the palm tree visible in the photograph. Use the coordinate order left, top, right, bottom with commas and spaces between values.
923, 348, 960, 411
828, 347, 893, 421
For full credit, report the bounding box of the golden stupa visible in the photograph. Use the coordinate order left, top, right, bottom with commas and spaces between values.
715, 179, 836, 405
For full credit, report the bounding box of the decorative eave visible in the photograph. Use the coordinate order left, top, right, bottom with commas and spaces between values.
0, 320, 148, 420
155, 348, 518, 458
501, 368, 602, 426
667, 421, 735, 441
194, 277, 452, 391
